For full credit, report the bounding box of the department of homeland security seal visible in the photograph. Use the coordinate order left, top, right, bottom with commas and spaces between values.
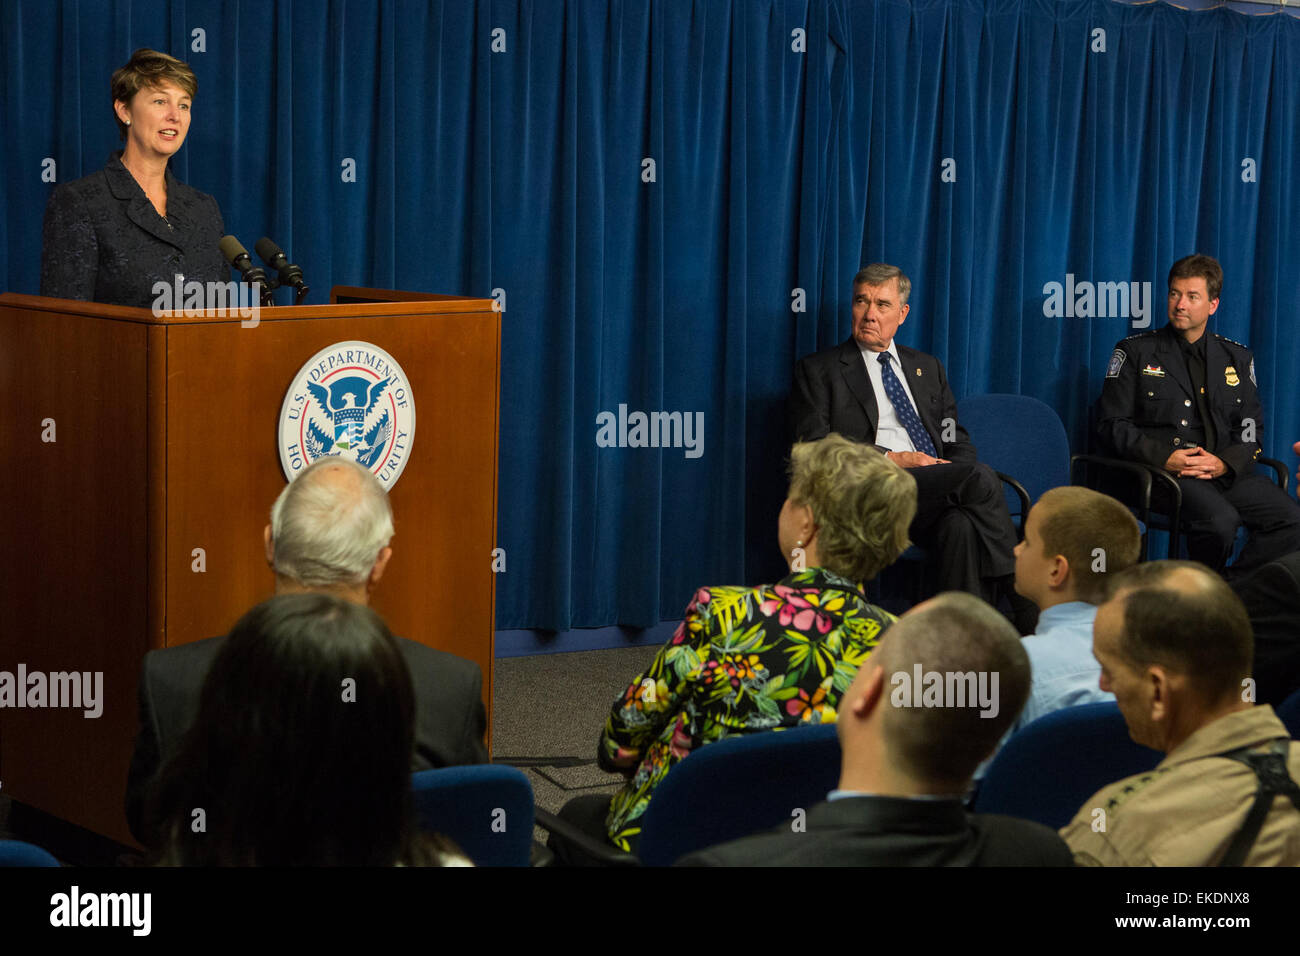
278, 341, 415, 489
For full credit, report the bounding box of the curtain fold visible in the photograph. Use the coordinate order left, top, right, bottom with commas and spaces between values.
3, 0, 1297, 636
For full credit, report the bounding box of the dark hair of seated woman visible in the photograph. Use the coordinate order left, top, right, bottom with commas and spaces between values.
151, 592, 463, 866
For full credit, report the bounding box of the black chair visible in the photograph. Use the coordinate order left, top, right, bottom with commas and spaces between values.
1074, 404, 1289, 561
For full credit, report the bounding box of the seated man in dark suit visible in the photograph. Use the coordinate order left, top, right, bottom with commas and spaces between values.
1234, 442, 1300, 702
1230, 439, 1300, 705
680, 592, 1073, 866
125, 456, 488, 848
1230, 552, 1300, 707
789, 263, 1018, 607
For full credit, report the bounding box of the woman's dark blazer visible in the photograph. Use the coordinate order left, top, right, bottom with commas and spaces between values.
40, 152, 229, 309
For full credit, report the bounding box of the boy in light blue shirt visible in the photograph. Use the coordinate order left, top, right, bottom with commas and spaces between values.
975, 487, 1142, 777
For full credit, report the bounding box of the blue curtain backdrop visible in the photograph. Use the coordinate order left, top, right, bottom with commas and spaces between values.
3, 0, 1297, 639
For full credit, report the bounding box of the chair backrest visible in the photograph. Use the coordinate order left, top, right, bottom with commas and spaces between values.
410, 765, 534, 867
1278, 688, 1300, 739
0, 839, 60, 867
636, 723, 842, 866
972, 701, 1162, 829
957, 393, 1072, 518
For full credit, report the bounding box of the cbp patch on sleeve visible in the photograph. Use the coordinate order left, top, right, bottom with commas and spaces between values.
1106, 348, 1126, 379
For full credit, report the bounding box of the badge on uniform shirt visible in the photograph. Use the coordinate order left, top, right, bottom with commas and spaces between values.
1106, 349, 1125, 379
1225, 366, 1240, 387
1141, 364, 1165, 378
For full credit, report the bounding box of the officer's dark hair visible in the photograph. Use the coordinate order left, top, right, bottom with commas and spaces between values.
1107, 560, 1252, 704
150, 592, 445, 866
1168, 254, 1223, 302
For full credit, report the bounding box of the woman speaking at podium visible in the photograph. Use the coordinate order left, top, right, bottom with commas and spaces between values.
40, 48, 228, 309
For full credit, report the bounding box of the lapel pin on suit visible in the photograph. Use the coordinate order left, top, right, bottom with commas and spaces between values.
915, 368, 922, 376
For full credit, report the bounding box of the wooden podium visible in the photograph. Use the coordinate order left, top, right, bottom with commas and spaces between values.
0, 287, 500, 845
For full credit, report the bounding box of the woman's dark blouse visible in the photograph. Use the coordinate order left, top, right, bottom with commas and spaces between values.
40, 152, 228, 309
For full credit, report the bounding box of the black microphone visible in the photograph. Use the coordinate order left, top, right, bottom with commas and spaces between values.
255, 237, 310, 303
219, 236, 273, 296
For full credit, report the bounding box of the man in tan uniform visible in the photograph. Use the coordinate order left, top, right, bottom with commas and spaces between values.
1061, 560, 1300, 865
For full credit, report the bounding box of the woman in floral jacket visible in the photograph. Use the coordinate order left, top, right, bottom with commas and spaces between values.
590, 434, 918, 854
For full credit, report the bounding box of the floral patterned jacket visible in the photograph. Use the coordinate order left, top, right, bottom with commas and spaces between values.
598, 566, 895, 850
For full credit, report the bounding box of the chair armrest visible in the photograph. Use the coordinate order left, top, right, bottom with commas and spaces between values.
993, 471, 1031, 539
1071, 454, 1184, 559
1070, 453, 1154, 508
1071, 452, 1185, 510
1144, 466, 1183, 558
1257, 456, 1289, 493
532, 807, 641, 867
529, 840, 557, 867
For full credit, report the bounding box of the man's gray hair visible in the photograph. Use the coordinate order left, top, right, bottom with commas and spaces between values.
269, 457, 394, 587
853, 263, 912, 306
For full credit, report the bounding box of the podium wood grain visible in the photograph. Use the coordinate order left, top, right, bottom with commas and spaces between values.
0, 290, 499, 845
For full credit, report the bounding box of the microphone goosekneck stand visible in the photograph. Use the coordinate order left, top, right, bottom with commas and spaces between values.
255, 237, 310, 305
218, 235, 276, 308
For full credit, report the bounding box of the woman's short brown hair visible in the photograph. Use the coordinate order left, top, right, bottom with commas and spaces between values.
110, 48, 198, 141
787, 434, 917, 583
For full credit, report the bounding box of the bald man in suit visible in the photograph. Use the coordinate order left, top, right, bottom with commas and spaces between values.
680, 593, 1072, 866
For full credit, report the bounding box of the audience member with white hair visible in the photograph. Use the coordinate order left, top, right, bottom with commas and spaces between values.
126, 456, 487, 850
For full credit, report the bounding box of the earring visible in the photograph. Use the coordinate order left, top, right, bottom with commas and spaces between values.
125, 119, 131, 125
795, 540, 803, 548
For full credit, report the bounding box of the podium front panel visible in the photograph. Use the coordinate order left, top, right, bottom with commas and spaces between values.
163, 306, 500, 718
0, 293, 499, 845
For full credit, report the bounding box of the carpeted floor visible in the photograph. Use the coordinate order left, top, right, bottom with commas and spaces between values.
491, 644, 660, 847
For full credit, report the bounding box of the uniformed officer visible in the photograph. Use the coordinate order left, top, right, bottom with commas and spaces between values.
1060, 562, 1300, 866
1095, 254, 1300, 574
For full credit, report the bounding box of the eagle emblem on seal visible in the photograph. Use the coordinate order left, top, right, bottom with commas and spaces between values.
304, 375, 393, 469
